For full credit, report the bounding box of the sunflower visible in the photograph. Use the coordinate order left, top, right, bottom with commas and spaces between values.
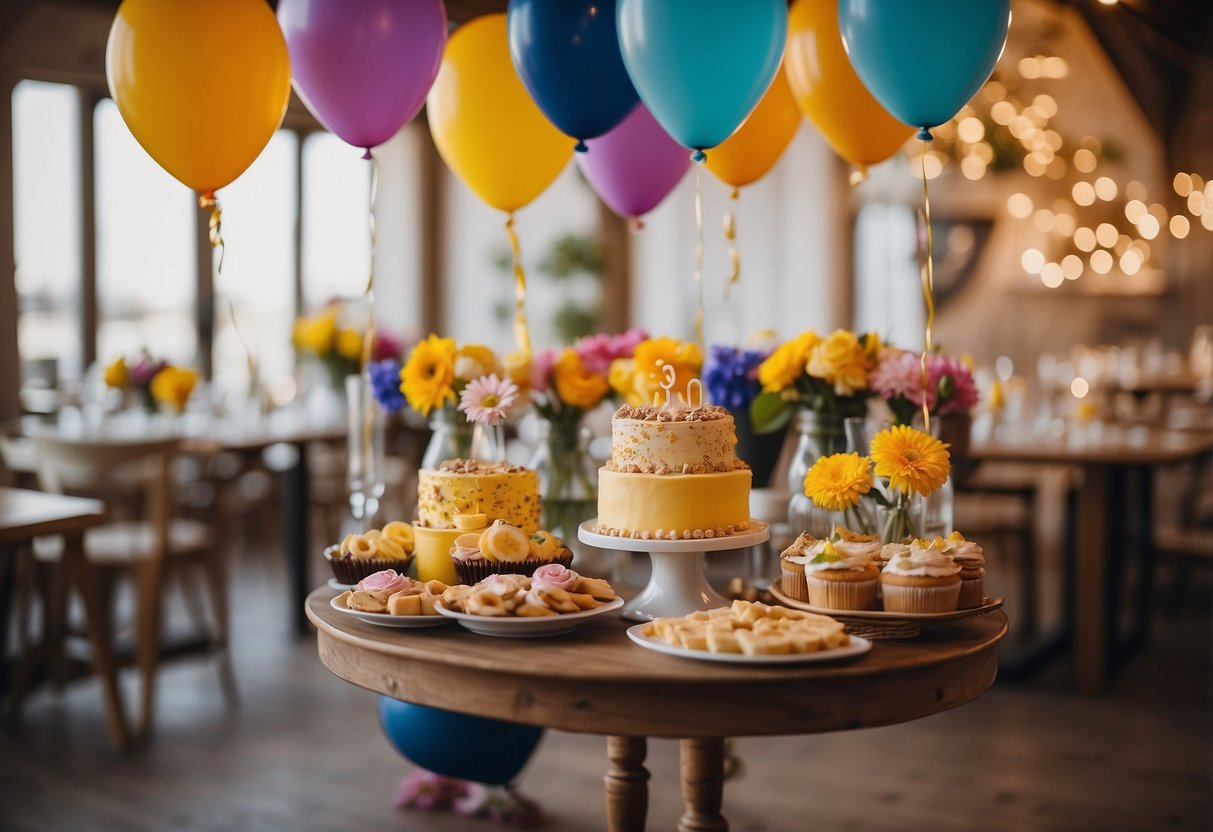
803, 453, 874, 512
757, 331, 819, 393
870, 425, 951, 496
400, 334, 457, 415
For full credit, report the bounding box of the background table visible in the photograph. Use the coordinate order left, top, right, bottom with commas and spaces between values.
307, 588, 1006, 831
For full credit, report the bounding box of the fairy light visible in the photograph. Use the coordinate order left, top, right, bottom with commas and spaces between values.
1125, 200, 1147, 223
1062, 254, 1084, 280
1138, 215, 1160, 239
1022, 247, 1046, 274
1095, 222, 1119, 248
1071, 377, 1090, 398
1054, 212, 1075, 236
1090, 250, 1113, 274
1120, 249, 1143, 275
1171, 215, 1191, 238
1072, 181, 1096, 206
1094, 176, 1118, 201
1074, 227, 1097, 252
1188, 190, 1206, 215
1007, 193, 1034, 218
1174, 172, 1193, 196
1040, 262, 1064, 287
1073, 148, 1097, 173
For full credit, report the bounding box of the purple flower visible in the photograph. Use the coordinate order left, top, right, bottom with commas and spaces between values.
129, 355, 168, 388
368, 358, 406, 413
704, 344, 768, 410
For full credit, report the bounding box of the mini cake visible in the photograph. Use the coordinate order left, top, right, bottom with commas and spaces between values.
416, 459, 541, 531
325, 522, 415, 584
779, 532, 816, 601
448, 519, 573, 584
880, 539, 962, 613
596, 404, 751, 539
941, 531, 986, 609
789, 538, 880, 611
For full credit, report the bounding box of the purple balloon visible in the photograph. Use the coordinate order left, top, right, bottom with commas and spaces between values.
278, 0, 447, 155
577, 103, 690, 219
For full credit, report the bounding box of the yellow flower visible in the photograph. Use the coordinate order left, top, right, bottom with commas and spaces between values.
103, 357, 129, 389
502, 350, 532, 392
400, 334, 456, 415
608, 358, 639, 404
454, 344, 498, 381
293, 309, 337, 355
149, 366, 198, 412
807, 329, 872, 396
870, 425, 951, 496
624, 337, 703, 405
804, 453, 874, 511
758, 331, 819, 393
553, 349, 609, 410
335, 328, 364, 361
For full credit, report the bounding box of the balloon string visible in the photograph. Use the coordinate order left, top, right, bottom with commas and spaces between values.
919, 142, 936, 435
200, 192, 256, 387
505, 213, 532, 359
724, 187, 740, 297
361, 155, 380, 368
693, 164, 705, 352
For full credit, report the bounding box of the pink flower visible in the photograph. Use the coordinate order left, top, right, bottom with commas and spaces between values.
452, 782, 492, 816
574, 329, 648, 376
930, 354, 979, 414
532, 563, 580, 592
871, 349, 933, 409
458, 374, 520, 425
871, 349, 979, 417
395, 770, 469, 811
529, 348, 559, 394
356, 569, 408, 594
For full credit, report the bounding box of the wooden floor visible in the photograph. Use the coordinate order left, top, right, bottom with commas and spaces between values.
0, 542, 1209, 832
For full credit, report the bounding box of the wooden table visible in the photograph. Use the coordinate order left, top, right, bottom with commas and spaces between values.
970, 427, 1213, 693
0, 487, 129, 749
307, 588, 1006, 832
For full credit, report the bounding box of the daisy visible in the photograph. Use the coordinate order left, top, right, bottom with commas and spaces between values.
458, 374, 519, 425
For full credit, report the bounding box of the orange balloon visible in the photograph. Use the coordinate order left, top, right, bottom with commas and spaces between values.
786, 0, 912, 170
705, 64, 801, 189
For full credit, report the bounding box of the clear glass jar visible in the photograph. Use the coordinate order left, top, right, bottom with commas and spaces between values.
787, 409, 846, 538
527, 417, 598, 543
346, 373, 386, 524
421, 407, 474, 469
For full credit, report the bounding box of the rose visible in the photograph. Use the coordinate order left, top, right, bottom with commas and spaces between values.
807, 329, 873, 396
532, 563, 579, 592
553, 348, 609, 410
356, 569, 409, 594
757, 331, 819, 393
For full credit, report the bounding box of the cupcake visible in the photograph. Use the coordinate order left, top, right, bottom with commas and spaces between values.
450, 520, 573, 584
779, 533, 816, 601
789, 539, 880, 611
880, 539, 962, 613
832, 527, 884, 564
326, 523, 415, 585
941, 531, 986, 609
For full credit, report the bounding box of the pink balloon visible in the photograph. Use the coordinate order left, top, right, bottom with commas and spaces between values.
279, 0, 447, 155
577, 103, 690, 219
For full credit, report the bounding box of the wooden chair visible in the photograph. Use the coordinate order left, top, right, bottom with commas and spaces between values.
13, 435, 236, 742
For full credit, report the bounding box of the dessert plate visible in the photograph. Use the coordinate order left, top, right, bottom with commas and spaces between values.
626, 623, 872, 665
329, 591, 453, 628
434, 596, 625, 638
327, 578, 355, 592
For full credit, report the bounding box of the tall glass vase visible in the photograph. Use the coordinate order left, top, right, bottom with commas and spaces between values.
923, 416, 957, 539
346, 373, 385, 526
787, 409, 846, 539
421, 407, 474, 469
527, 417, 598, 545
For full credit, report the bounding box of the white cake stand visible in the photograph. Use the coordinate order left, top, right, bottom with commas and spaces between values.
578, 520, 770, 622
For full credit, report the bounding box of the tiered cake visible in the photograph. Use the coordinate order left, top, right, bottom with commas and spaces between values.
595, 404, 751, 539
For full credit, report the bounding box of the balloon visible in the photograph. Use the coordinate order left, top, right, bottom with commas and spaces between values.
427, 14, 573, 213
508, 0, 638, 151
785, 0, 912, 169
838, 0, 1011, 136
378, 697, 543, 785
616, 0, 787, 158
105, 0, 291, 194
278, 0, 447, 157
704, 64, 800, 189
577, 104, 690, 219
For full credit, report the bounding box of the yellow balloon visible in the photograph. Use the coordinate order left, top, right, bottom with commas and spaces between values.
427, 14, 572, 213
786, 0, 913, 170
106, 0, 291, 196
706, 64, 801, 189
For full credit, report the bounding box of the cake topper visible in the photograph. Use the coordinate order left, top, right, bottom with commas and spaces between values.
652, 363, 705, 410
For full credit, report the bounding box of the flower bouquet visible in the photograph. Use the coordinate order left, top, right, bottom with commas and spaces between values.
104, 351, 197, 413
293, 299, 403, 392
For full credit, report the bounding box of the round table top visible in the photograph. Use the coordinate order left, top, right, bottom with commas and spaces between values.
307, 588, 1007, 739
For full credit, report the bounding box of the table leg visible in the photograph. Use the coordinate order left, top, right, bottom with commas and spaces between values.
678, 737, 727, 832
1074, 465, 1110, 694
284, 442, 311, 636
605, 736, 649, 832
63, 532, 131, 750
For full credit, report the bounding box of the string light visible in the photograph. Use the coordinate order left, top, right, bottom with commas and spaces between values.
1090, 250, 1113, 274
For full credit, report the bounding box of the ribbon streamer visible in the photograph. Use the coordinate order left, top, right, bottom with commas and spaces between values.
361, 155, 381, 367
504, 213, 532, 359
693, 165, 705, 352
723, 187, 740, 296
200, 191, 257, 386
918, 142, 937, 434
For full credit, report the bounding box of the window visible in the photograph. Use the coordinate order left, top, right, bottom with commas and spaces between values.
301, 132, 372, 309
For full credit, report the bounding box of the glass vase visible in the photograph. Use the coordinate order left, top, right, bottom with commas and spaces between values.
877, 491, 926, 544
346, 373, 386, 525
527, 417, 599, 544
421, 407, 474, 469
787, 409, 846, 539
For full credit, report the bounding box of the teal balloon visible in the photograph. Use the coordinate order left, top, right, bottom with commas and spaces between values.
838, 0, 1010, 136
617, 0, 787, 156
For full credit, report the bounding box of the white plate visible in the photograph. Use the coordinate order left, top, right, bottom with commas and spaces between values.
626, 623, 872, 665
329, 591, 453, 628
434, 596, 625, 638
328, 578, 355, 592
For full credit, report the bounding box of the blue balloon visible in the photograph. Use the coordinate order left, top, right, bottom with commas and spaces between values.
508, 0, 639, 151
378, 696, 544, 786
617, 0, 787, 158
838, 0, 1011, 137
